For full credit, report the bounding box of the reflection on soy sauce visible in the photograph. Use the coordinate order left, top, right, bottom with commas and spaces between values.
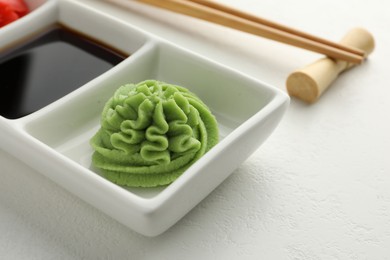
0, 24, 127, 119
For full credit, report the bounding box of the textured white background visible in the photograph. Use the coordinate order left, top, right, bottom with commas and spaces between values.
1, 0, 390, 259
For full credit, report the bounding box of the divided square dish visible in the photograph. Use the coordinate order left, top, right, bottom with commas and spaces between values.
0, 0, 289, 236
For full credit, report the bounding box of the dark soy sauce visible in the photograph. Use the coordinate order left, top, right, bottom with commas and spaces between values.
0, 24, 126, 119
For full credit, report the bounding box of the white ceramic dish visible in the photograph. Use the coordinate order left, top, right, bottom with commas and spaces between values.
0, 0, 289, 236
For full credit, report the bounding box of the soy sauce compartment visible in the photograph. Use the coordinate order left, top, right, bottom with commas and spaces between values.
0, 24, 127, 119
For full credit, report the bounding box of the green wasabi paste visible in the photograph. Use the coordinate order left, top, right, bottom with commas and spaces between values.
90, 80, 219, 187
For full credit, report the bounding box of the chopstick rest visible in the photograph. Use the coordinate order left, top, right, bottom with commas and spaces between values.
286, 28, 375, 103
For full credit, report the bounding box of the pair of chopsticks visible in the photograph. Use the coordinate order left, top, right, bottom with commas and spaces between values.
136, 0, 365, 64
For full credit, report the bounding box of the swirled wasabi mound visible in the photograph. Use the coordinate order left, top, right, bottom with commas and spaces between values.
90, 80, 219, 187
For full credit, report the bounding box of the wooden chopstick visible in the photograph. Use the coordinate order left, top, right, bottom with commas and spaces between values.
136, 0, 365, 64
187, 0, 365, 57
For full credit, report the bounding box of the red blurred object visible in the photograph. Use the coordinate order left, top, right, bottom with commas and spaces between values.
0, 0, 29, 27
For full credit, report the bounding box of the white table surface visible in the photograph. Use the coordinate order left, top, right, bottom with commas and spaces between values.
1, 0, 389, 259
